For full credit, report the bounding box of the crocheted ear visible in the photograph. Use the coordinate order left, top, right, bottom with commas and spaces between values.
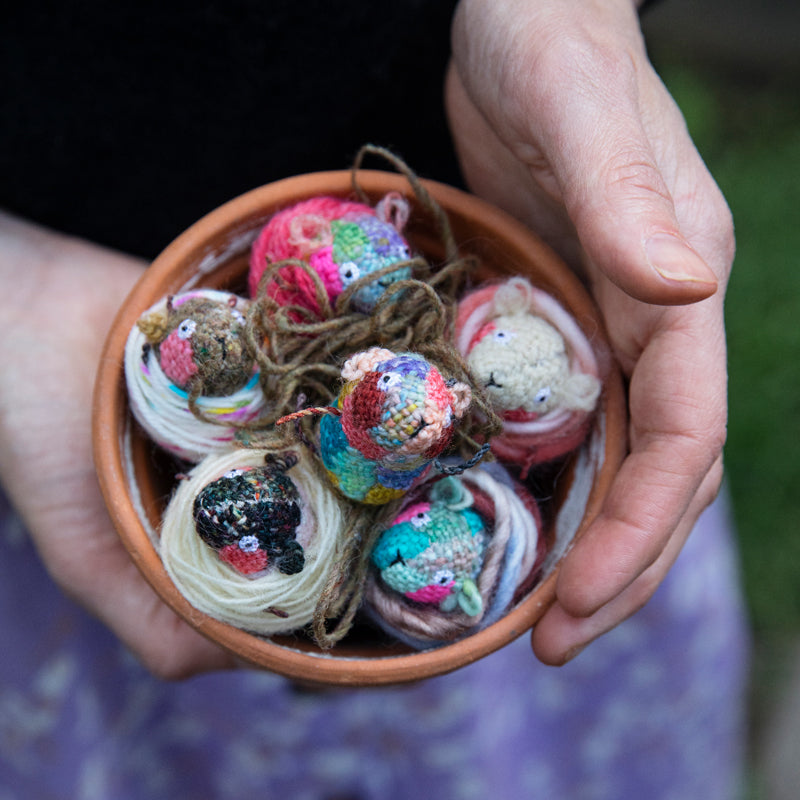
374, 191, 410, 233
136, 309, 169, 343
341, 347, 396, 382
492, 276, 534, 317
562, 372, 602, 412
449, 381, 472, 419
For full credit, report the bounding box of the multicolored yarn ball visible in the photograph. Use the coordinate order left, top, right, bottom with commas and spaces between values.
159, 447, 349, 636
364, 464, 544, 648
124, 289, 266, 462
193, 455, 305, 577
248, 193, 414, 314
455, 277, 603, 473
318, 347, 472, 504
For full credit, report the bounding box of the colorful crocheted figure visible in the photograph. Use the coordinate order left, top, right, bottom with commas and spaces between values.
248, 194, 413, 314
318, 347, 472, 504
371, 479, 488, 616
138, 293, 254, 397
455, 277, 602, 471
192, 456, 305, 576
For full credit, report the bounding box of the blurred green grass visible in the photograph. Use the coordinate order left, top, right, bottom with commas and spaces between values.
660, 63, 800, 634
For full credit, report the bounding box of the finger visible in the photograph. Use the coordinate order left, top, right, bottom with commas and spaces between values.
531, 55, 718, 305
531, 456, 723, 665
555, 309, 727, 616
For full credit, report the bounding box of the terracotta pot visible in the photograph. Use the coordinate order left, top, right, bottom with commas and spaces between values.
93, 170, 626, 686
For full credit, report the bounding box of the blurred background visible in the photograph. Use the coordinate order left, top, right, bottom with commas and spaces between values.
642, 2, 800, 798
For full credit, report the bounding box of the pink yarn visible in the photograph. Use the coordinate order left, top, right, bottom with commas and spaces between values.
248, 197, 375, 300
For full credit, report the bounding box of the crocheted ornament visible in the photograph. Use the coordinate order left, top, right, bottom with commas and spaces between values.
364, 464, 544, 648
124, 289, 266, 462
455, 277, 602, 473
370, 488, 488, 617
193, 455, 305, 577
317, 347, 472, 504
248, 193, 413, 314
159, 447, 350, 637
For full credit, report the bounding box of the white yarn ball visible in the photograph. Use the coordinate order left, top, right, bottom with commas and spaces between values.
159, 447, 350, 636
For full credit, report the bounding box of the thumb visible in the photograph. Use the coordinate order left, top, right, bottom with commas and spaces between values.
544, 86, 718, 305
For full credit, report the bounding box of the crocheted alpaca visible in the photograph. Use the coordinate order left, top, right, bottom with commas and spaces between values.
318, 347, 472, 504
138, 293, 254, 397
249, 193, 413, 314
455, 277, 601, 471
192, 456, 305, 577
371, 480, 488, 616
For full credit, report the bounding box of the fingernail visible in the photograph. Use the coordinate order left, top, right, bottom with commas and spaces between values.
560, 643, 587, 665
645, 234, 717, 287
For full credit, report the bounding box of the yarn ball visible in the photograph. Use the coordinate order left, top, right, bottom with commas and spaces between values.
193, 455, 305, 577
124, 289, 266, 462
248, 193, 414, 314
455, 276, 602, 473
364, 463, 544, 648
318, 347, 472, 504
159, 447, 349, 636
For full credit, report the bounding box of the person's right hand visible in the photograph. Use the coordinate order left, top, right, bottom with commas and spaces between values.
0, 211, 235, 678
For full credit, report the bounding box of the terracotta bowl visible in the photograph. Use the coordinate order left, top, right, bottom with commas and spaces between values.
93, 170, 626, 686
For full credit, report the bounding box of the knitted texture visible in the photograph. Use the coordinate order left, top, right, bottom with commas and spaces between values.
248, 193, 414, 314
364, 464, 544, 647
193, 455, 305, 577
159, 447, 350, 638
318, 347, 472, 503
125, 289, 266, 462
454, 277, 603, 474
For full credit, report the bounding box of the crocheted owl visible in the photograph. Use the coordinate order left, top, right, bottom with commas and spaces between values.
192, 456, 305, 576
138, 293, 254, 397
249, 193, 413, 314
318, 347, 472, 504
370, 481, 488, 616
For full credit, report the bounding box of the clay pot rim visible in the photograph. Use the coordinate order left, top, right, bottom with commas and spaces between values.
93, 169, 626, 687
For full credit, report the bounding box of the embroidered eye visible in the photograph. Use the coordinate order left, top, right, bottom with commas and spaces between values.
410, 511, 431, 529
534, 386, 552, 405
177, 318, 197, 339
378, 371, 402, 391
339, 261, 361, 286
492, 329, 515, 344
432, 568, 454, 586
238, 535, 260, 553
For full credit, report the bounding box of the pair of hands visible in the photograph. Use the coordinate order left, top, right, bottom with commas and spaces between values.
0, 0, 733, 677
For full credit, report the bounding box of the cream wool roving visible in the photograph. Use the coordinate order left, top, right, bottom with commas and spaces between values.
125, 289, 266, 462
160, 447, 350, 637
455, 277, 603, 474
364, 464, 544, 648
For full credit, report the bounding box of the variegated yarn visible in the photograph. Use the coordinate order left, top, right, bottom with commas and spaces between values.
316, 347, 472, 504
159, 447, 349, 637
124, 289, 266, 462
364, 462, 543, 648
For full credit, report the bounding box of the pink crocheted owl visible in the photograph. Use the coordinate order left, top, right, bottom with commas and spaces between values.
249, 193, 413, 315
